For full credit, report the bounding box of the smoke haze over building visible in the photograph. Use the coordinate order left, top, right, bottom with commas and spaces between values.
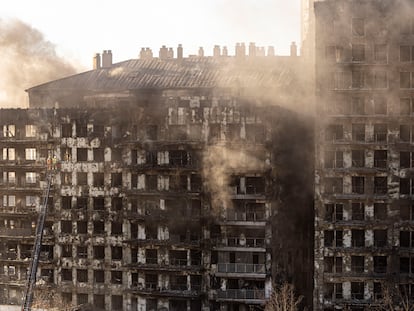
0, 19, 79, 108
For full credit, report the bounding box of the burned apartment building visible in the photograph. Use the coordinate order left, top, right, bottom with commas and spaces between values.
314, 0, 414, 310
0, 45, 314, 311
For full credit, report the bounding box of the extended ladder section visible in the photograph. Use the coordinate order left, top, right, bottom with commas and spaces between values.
22, 173, 53, 311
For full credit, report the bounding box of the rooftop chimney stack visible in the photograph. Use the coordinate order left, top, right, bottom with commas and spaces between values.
290, 42, 297, 57
167, 47, 174, 59
177, 44, 183, 60
213, 45, 221, 58
240, 43, 246, 57
198, 47, 204, 57
93, 53, 101, 69
249, 42, 256, 57
159, 45, 168, 59
145, 48, 153, 59
102, 50, 113, 68
235, 43, 244, 58
268, 46, 275, 56
139, 48, 145, 59
222, 46, 228, 57
140, 48, 153, 60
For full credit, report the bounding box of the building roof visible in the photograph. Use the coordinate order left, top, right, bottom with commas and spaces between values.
27, 56, 298, 92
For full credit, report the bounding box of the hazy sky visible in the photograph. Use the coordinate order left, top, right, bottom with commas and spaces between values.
3, 0, 301, 69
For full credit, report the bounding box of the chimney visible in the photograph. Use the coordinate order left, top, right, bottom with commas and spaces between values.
140, 48, 153, 60
145, 48, 153, 59
159, 45, 168, 59
249, 42, 256, 57
102, 50, 113, 68
198, 47, 204, 57
167, 47, 174, 59
235, 43, 241, 58
240, 43, 246, 57
213, 45, 221, 58
177, 44, 183, 60
222, 46, 228, 57
268, 46, 275, 56
290, 42, 297, 57
93, 53, 101, 69
139, 48, 145, 59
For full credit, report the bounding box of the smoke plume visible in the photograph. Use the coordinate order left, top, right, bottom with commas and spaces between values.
202, 144, 266, 214
0, 18, 79, 108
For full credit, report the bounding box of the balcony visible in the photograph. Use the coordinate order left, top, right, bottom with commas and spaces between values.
214, 237, 265, 249
131, 283, 200, 298
0, 274, 25, 285
0, 227, 33, 237
0, 159, 46, 169
170, 283, 188, 291
217, 263, 266, 274
230, 187, 265, 199
0, 181, 42, 191
0, 132, 49, 142
169, 258, 188, 266
226, 211, 266, 223
0, 252, 17, 260
0, 205, 36, 215
216, 289, 265, 303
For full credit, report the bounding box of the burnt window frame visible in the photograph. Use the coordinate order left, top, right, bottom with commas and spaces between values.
351, 229, 365, 247
324, 230, 343, 247
351, 256, 365, 273
77, 172, 88, 186
352, 44, 365, 62
374, 150, 387, 168
352, 124, 365, 141
351, 176, 365, 194
374, 203, 387, 220
352, 202, 365, 221
325, 124, 344, 141
374, 229, 388, 247
352, 18, 365, 37
76, 148, 88, 162
77, 269, 88, 283
324, 203, 343, 222
61, 124, 72, 138
374, 176, 388, 195
93, 246, 105, 260
76, 122, 88, 137
111, 173, 123, 187
351, 150, 365, 167
93, 148, 105, 162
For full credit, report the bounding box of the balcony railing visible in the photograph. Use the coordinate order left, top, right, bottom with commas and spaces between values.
170, 258, 188, 266
0, 228, 33, 236
216, 237, 265, 248
145, 282, 157, 290
217, 263, 265, 274
0, 206, 37, 214
0, 252, 17, 260
226, 211, 266, 222
145, 257, 158, 265
170, 284, 188, 291
0, 275, 22, 283
231, 187, 265, 196
217, 289, 265, 301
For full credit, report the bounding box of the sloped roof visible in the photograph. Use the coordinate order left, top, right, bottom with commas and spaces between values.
27, 56, 298, 92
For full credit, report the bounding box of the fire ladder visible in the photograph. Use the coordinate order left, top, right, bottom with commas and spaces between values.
21, 172, 53, 311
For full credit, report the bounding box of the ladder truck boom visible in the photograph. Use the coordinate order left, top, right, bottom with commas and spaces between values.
21, 173, 53, 311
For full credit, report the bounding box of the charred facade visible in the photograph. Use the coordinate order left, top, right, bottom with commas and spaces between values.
315, 0, 414, 310
0, 49, 313, 311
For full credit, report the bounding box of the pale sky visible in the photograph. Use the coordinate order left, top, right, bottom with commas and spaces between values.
2, 0, 301, 69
